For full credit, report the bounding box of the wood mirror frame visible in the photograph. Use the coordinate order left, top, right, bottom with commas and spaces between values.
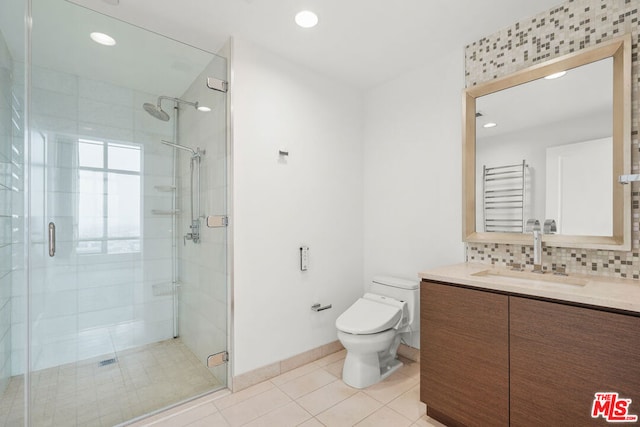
462, 35, 631, 250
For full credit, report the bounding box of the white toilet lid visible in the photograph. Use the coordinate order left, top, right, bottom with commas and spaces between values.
336, 298, 402, 335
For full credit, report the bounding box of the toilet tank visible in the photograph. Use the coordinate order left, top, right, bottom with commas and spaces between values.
369, 276, 420, 332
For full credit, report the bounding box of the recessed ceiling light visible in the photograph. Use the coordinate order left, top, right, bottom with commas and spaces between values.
295, 10, 318, 28
197, 106, 212, 112
544, 71, 567, 80
90, 32, 116, 46
483, 122, 497, 128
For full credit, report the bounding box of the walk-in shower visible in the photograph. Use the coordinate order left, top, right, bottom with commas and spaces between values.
0, 0, 230, 425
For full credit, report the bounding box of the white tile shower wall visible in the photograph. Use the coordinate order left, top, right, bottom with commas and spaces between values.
231, 39, 364, 376
8, 92, 24, 374
10, 65, 177, 373
464, 0, 640, 278
176, 56, 228, 379
0, 29, 13, 394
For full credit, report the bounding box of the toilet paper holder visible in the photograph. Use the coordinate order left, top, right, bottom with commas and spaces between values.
311, 303, 332, 312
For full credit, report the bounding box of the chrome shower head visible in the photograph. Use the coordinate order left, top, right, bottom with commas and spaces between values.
143, 102, 170, 121
143, 96, 206, 121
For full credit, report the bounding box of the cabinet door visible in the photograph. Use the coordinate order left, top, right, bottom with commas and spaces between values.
421, 281, 509, 427
510, 297, 640, 426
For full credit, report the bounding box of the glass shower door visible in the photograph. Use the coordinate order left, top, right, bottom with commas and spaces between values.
27, 88, 166, 425
23, 0, 229, 425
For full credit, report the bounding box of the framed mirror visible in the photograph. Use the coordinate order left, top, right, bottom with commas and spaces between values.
462, 35, 631, 250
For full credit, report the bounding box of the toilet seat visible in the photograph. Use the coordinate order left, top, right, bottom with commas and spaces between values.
335, 278, 418, 389
336, 297, 402, 335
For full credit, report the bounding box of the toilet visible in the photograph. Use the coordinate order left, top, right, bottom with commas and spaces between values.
335, 276, 419, 389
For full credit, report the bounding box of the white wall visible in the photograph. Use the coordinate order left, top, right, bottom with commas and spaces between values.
231, 39, 364, 375
362, 50, 465, 348
546, 138, 612, 236
232, 39, 468, 369
476, 112, 612, 231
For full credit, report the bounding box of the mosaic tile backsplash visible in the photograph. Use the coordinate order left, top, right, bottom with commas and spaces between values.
465, 0, 640, 279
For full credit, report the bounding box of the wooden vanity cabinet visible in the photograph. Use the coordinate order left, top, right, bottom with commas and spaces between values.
420, 281, 509, 427
510, 296, 640, 427
421, 280, 640, 427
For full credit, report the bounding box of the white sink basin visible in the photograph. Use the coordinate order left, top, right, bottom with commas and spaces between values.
471, 268, 588, 287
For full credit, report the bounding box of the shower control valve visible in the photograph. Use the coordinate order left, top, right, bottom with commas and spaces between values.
183, 219, 201, 244
184, 232, 200, 244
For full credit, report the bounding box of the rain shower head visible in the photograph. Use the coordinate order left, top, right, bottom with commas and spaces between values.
143, 102, 170, 121
143, 95, 207, 121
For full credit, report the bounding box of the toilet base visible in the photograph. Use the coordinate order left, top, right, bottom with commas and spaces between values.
341, 352, 404, 389
380, 357, 403, 380
337, 328, 406, 389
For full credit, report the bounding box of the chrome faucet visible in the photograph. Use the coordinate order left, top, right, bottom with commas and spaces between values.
525, 219, 557, 273
525, 219, 543, 273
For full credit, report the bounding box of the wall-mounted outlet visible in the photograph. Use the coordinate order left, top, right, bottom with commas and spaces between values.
300, 245, 309, 271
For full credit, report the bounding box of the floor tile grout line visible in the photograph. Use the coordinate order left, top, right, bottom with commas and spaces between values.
384, 401, 421, 425
271, 367, 352, 411
218, 384, 295, 427
274, 366, 343, 401
220, 369, 351, 427
214, 381, 277, 412
270, 361, 325, 387
355, 404, 414, 427
144, 399, 222, 426
130, 356, 424, 427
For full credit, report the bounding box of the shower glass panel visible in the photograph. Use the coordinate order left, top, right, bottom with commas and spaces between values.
0, 0, 229, 425
0, 0, 27, 424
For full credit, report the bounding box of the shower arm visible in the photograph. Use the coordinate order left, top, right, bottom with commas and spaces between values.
161, 140, 202, 157
157, 96, 199, 110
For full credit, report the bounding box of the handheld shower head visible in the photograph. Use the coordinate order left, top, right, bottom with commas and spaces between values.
143, 102, 170, 121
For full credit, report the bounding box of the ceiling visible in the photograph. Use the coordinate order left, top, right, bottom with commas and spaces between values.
64, 0, 563, 90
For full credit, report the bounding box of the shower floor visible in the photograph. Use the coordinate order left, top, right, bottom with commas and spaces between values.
0, 338, 224, 427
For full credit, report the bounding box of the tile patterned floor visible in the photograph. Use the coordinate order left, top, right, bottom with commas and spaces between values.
0, 338, 223, 427
130, 350, 446, 427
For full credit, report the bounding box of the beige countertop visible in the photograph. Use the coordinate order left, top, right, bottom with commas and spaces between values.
419, 263, 640, 314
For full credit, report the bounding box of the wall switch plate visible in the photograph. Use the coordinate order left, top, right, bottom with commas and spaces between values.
300, 245, 309, 271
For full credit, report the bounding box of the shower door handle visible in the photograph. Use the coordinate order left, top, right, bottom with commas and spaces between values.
48, 222, 56, 257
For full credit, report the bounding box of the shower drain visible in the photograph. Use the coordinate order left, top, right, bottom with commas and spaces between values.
99, 358, 117, 367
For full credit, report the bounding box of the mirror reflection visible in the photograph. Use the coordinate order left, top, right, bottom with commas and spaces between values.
463, 35, 630, 250
475, 58, 613, 236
